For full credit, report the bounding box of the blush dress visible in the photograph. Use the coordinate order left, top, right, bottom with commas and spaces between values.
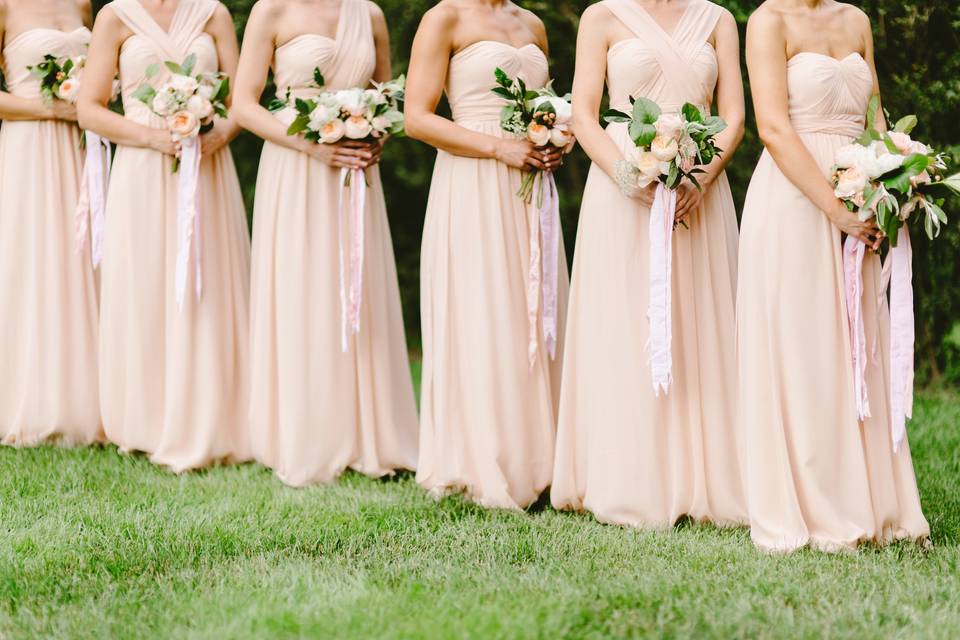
737, 51, 929, 552
98, 0, 251, 471
551, 0, 747, 528
417, 40, 569, 509
0, 27, 102, 446
248, 0, 419, 487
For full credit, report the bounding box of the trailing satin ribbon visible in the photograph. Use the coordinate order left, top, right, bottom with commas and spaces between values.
843, 236, 870, 421
175, 135, 202, 310
75, 131, 112, 267
843, 227, 914, 452
886, 227, 914, 453
526, 171, 561, 366
337, 167, 366, 352
647, 182, 675, 395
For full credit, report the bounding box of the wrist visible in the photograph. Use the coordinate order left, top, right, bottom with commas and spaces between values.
490, 137, 505, 162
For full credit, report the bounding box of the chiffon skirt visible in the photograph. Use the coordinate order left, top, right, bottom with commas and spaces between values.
737, 137, 929, 552
418, 122, 568, 510
248, 142, 419, 487
551, 122, 747, 528
0, 120, 101, 446
98, 144, 251, 472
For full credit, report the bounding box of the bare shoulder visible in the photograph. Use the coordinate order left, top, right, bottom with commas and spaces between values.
579, 2, 616, 27
837, 2, 871, 33
747, 2, 786, 34
210, 2, 234, 24
365, 0, 385, 22
713, 4, 737, 29
419, 1, 459, 33
514, 3, 547, 41
247, 0, 285, 24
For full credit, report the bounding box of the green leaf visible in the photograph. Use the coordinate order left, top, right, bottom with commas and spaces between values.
893, 115, 918, 134
883, 153, 931, 193
164, 61, 185, 75
286, 114, 311, 136
132, 84, 157, 106
666, 162, 680, 189
494, 67, 511, 88
881, 133, 901, 155
602, 109, 631, 123
294, 98, 314, 115
313, 68, 325, 88
681, 103, 703, 123
214, 77, 230, 103
629, 121, 657, 148
855, 130, 874, 146
492, 87, 515, 101
865, 94, 881, 131
181, 53, 197, 77
632, 97, 661, 125
145, 63, 160, 78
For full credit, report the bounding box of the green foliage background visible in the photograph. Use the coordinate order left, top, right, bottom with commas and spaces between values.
87, 0, 960, 383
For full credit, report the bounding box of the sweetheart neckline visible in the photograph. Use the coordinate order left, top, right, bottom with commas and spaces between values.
787, 51, 866, 65
451, 40, 546, 61
3, 26, 89, 52
276, 33, 336, 51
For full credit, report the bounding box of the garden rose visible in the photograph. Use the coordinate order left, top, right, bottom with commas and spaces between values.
152, 87, 181, 117
319, 118, 346, 144
336, 89, 368, 117
651, 135, 680, 162
526, 122, 551, 147
168, 110, 200, 140
635, 151, 666, 189
344, 115, 373, 140
308, 105, 338, 131
57, 78, 80, 103
655, 113, 684, 140
549, 126, 572, 148
834, 165, 868, 199
186, 94, 213, 120
168, 74, 199, 95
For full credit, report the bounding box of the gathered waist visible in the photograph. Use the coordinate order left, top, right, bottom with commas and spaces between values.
608, 101, 708, 115
791, 113, 865, 138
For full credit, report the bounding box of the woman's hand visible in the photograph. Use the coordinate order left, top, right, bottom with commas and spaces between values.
201, 126, 231, 156
48, 100, 78, 122
632, 183, 657, 207
495, 139, 563, 172
301, 139, 379, 169
675, 182, 705, 225
145, 128, 180, 156
828, 204, 883, 249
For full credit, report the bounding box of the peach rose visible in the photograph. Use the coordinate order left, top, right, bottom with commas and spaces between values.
650, 135, 680, 162
57, 78, 81, 103
549, 126, 572, 148
344, 115, 373, 140
319, 118, 346, 144
526, 122, 551, 147
167, 110, 200, 140
834, 165, 868, 199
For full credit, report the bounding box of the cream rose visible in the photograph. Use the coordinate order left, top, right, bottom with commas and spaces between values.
336, 89, 369, 117
526, 122, 551, 147
371, 115, 391, 135
197, 83, 216, 101
834, 165, 868, 199
651, 135, 680, 162
344, 115, 372, 140
57, 78, 81, 103
635, 151, 665, 189
549, 126, 572, 148
167, 110, 200, 140
152, 87, 181, 117
186, 94, 213, 120
168, 74, 199, 95
308, 105, 338, 132
655, 113, 684, 140
319, 118, 346, 144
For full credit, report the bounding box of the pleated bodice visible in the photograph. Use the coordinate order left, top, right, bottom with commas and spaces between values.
2, 27, 90, 99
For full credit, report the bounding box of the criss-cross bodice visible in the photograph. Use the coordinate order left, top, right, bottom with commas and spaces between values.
446, 41, 549, 127
108, 0, 219, 127
602, 0, 721, 113
2, 27, 90, 99
787, 52, 873, 138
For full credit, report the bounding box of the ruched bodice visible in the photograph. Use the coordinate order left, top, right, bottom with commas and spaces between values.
2, 27, 90, 99
108, 0, 218, 126
787, 52, 873, 138
446, 41, 548, 127
602, 0, 721, 113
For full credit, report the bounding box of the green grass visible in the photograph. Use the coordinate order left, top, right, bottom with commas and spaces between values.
1, 386, 959, 639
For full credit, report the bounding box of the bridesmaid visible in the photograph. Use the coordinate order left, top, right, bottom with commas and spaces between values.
77, 0, 251, 471
234, 0, 418, 487
0, 0, 101, 446
551, 0, 748, 528
738, 0, 928, 551
406, 0, 569, 509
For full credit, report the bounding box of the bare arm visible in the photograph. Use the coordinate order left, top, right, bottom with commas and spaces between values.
699, 9, 744, 187
0, 1, 72, 121
746, 9, 878, 246
859, 8, 885, 132
403, 7, 551, 171
76, 7, 175, 153
369, 1, 391, 84
199, 3, 241, 154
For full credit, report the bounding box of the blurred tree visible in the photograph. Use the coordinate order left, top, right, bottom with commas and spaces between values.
86, 0, 959, 380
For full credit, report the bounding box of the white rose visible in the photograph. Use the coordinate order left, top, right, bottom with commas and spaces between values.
186, 94, 213, 120
167, 110, 200, 141
650, 135, 680, 162
655, 113, 684, 140
318, 118, 346, 144
308, 105, 338, 132
549, 126, 572, 148
168, 73, 199, 95
57, 78, 81, 103
152, 86, 181, 116
834, 165, 868, 199
866, 141, 905, 178
371, 115, 391, 135
197, 83, 216, 101
533, 96, 572, 125
336, 89, 368, 117
834, 143, 868, 169
364, 88, 387, 106
526, 122, 551, 147
344, 115, 373, 140
635, 151, 666, 189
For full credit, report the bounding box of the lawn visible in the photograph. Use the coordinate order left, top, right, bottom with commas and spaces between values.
1, 381, 959, 639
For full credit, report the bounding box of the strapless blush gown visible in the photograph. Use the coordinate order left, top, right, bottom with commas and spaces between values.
0, 27, 102, 446
98, 0, 251, 471
737, 51, 929, 552
417, 40, 569, 509
551, 0, 747, 528
248, 0, 419, 487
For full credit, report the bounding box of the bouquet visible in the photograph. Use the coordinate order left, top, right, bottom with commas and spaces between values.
603, 98, 727, 395
491, 68, 572, 364
28, 53, 85, 103
131, 53, 230, 309
833, 97, 960, 450
132, 53, 229, 172
281, 71, 405, 352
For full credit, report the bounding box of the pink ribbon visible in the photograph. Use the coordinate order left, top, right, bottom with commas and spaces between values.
842, 227, 914, 452
338, 167, 366, 352
175, 135, 202, 310
647, 182, 675, 395
526, 171, 561, 366
75, 131, 111, 268
843, 236, 870, 421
